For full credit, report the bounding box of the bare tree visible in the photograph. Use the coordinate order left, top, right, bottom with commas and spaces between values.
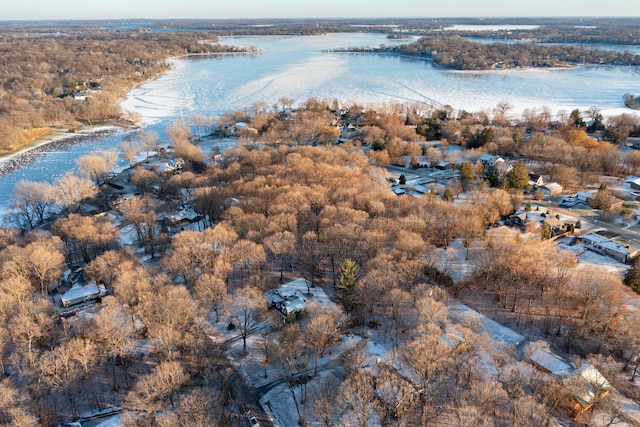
84, 249, 128, 290
493, 101, 512, 126
76, 150, 118, 185
376, 367, 420, 424
120, 139, 141, 167
385, 288, 412, 352
125, 360, 188, 423
309, 376, 339, 427
338, 370, 380, 427
194, 273, 228, 323
175, 387, 223, 427
93, 298, 135, 390
121, 196, 159, 256
0, 377, 38, 427
305, 309, 343, 375
130, 167, 159, 195
25, 235, 65, 297
9, 180, 52, 230
138, 130, 159, 162
52, 213, 119, 265
51, 172, 98, 213
229, 286, 264, 353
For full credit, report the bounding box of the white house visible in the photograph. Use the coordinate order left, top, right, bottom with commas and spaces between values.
265, 283, 309, 318
582, 230, 640, 264
539, 182, 563, 196
625, 176, 640, 191
61, 281, 107, 308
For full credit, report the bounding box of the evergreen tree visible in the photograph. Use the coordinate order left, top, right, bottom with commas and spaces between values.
575, 219, 582, 229
569, 108, 584, 127
460, 160, 474, 189
443, 188, 454, 202
336, 258, 359, 314
399, 174, 406, 185
485, 165, 500, 187
506, 161, 531, 190
624, 258, 640, 294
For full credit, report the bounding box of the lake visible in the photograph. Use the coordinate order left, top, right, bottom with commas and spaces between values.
1, 32, 639, 212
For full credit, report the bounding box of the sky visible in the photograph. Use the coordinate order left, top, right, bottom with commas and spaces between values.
1, 0, 637, 20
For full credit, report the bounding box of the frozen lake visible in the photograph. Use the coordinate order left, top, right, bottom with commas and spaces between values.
122, 33, 640, 123
1, 32, 639, 213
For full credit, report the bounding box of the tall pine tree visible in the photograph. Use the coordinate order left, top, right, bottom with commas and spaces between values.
336, 258, 360, 314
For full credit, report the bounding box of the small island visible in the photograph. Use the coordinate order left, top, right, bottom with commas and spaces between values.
331, 35, 640, 70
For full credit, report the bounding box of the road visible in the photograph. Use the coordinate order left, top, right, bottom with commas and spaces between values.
206, 337, 277, 427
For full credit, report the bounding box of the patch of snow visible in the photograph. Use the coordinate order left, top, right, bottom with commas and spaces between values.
448, 303, 525, 347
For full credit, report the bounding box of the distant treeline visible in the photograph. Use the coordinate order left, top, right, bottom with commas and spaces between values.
3, 17, 640, 44
333, 35, 640, 70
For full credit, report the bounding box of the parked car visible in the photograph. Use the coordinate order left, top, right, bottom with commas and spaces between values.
248, 415, 260, 427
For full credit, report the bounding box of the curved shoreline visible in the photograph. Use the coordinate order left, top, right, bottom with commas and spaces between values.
0, 126, 123, 178
0, 48, 260, 166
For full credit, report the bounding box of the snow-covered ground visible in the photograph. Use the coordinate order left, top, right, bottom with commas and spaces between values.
559, 239, 630, 278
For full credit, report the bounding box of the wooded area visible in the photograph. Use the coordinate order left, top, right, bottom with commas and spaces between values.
0, 29, 246, 151
2, 98, 640, 425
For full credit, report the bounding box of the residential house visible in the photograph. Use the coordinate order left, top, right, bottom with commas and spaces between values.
479, 154, 512, 176
543, 216, 566, 235
478, 153, 497, 168
433, 160, 452, 170
564, 364, 612, 420
625, 176, 640, 191
530, 348, 573, 375
509, 208, 569, 235
539, 182, 563, 196
576, 191, 595, 203
61, 281, 107, 308
160, 207, 202, 234
509, 210, 537, 228
155, 158, 184, 175
529, 348, 612, 421
528, 173, 544, 188
559, 195, 591, 209
582, 230, 640, 264
265, 284, 309, 319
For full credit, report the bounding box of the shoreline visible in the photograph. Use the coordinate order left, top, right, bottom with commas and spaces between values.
330, 49, 579, 71
0, 49, 254, 167
117, 49, 262, 115
0, 125, 124, 175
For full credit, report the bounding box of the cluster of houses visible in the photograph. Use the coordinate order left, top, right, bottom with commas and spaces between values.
448, 304, 615, 421
389, 151, 640, 266
391, 153, 564, 197
508, 206, 571, 236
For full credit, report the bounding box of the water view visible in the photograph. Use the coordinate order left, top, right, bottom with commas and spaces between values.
1, 32, 639, 209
